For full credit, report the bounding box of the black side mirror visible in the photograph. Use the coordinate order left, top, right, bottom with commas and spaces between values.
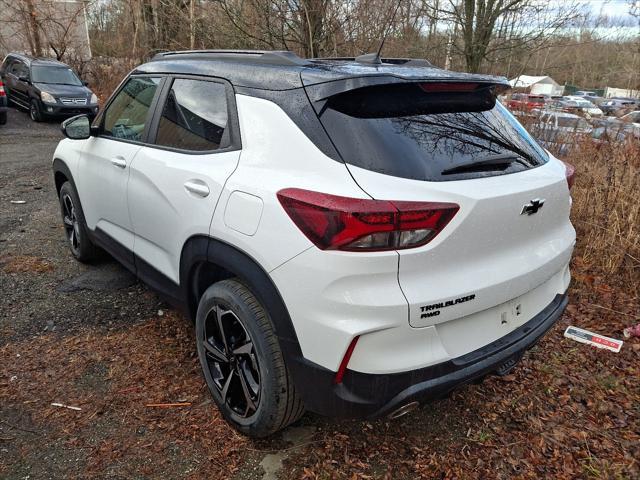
18, 75, 30, 83
83, 81, 89, 87
61, 114, 91, 140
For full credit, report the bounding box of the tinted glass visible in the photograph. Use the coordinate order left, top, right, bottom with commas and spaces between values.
155, 79, 228, 151
320, 83, 548, 182
10, 61, 27, 78
103, 77, 159, 142
31, 66, 82, 86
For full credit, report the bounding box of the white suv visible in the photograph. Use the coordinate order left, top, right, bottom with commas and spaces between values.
53, 50, 575, 437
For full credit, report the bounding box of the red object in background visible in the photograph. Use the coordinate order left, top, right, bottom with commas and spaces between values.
507, 94, 545, 112
0, 81, 6, 97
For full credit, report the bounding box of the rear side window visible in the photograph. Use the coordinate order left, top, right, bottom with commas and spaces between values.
103, 77, 160, 142
319, 83, 548, 182
155, 78, 228, 151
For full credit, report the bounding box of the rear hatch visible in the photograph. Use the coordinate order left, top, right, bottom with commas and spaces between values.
304, 74, 575, 356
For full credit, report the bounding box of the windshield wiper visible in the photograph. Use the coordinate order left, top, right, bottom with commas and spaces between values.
441, 153, 521, 175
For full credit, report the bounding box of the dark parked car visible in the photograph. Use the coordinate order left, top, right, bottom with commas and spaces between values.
600, 98, 637, 116
0, 53, 99, 122
0, 80, 7, 125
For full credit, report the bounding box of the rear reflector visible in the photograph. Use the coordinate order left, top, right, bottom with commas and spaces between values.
334, 336, 359, 384
277, 188, 459, 251
562, 161, 576, 190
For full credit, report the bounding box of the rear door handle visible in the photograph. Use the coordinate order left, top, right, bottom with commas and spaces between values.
110, 156, 127, 169
184, 179, 210, 197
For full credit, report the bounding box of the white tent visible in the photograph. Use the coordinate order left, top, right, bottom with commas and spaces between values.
508, 75, 564, 96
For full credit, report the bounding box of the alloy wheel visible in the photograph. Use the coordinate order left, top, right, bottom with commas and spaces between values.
62, 193, 80, 254
202, 304, 261, 418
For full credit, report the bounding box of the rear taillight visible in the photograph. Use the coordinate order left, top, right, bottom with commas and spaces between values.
277, 188, 459, 252
562, 161, 576, 190
0, 81, 5, 97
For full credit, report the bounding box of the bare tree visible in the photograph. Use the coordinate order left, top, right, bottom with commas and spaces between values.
0, 0, 91, 61
435, 0, 581, 73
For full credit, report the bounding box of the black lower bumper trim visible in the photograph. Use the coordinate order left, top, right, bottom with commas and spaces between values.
42, 105, 98, 117
288, 293, 568, 419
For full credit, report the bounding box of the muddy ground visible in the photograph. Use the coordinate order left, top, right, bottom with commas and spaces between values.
0, 106, 638, 479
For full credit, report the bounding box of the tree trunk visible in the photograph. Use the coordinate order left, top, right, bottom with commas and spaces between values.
190, 0, 195, 50
24, 0, 43, 57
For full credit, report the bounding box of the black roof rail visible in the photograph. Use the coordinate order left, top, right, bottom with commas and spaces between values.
313, 56, 434, 67
152, 50, 309, 67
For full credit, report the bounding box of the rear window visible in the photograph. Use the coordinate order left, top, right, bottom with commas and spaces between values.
319, 83, 548, 182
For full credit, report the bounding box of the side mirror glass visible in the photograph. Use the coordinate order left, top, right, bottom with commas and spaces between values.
83, 80, 89, 87
62, 114, 91, 140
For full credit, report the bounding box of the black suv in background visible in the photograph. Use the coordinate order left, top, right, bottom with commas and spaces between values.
0, 53, 99, 122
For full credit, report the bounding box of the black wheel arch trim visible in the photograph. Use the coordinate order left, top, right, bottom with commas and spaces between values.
52, 158, 76, 196
181, 235, 302, 348
180, 235, 310, 398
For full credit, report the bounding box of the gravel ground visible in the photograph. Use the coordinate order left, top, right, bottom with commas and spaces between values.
0, 108, 158, 341
0, 107, 316, 479
1, 106, 637, 480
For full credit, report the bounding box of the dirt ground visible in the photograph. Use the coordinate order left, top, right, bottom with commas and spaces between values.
1, 106, 638, 479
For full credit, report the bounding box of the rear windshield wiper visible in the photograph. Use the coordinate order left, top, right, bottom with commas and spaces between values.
441, 153, 521, 175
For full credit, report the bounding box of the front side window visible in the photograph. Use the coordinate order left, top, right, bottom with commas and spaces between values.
103, 77, 160, 142
155, 78, 228, 151
31, 66, 82, 86
11, 61, 27, 78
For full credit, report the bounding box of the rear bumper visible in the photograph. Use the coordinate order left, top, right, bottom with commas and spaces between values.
288, 293, 568, 419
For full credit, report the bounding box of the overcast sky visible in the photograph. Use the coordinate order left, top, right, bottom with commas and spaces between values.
582, 0, 638, 18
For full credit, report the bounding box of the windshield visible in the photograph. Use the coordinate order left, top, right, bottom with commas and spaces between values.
319, 83, 548, 182
31, 66, 82, 86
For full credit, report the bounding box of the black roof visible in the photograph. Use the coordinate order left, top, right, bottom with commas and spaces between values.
5, 52, 69, 68
137, 50, 508, 92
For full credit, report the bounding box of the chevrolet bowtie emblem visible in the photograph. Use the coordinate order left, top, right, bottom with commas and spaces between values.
521, 198, 545, 215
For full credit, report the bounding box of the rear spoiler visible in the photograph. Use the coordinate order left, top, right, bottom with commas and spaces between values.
302, 73, 510, 103
304, 75, 511, 119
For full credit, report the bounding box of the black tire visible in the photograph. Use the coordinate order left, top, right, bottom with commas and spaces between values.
0, 111, 6, 125
30, 99, 43, 122
196, 279, 305, 437
58, 181, 98, 262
